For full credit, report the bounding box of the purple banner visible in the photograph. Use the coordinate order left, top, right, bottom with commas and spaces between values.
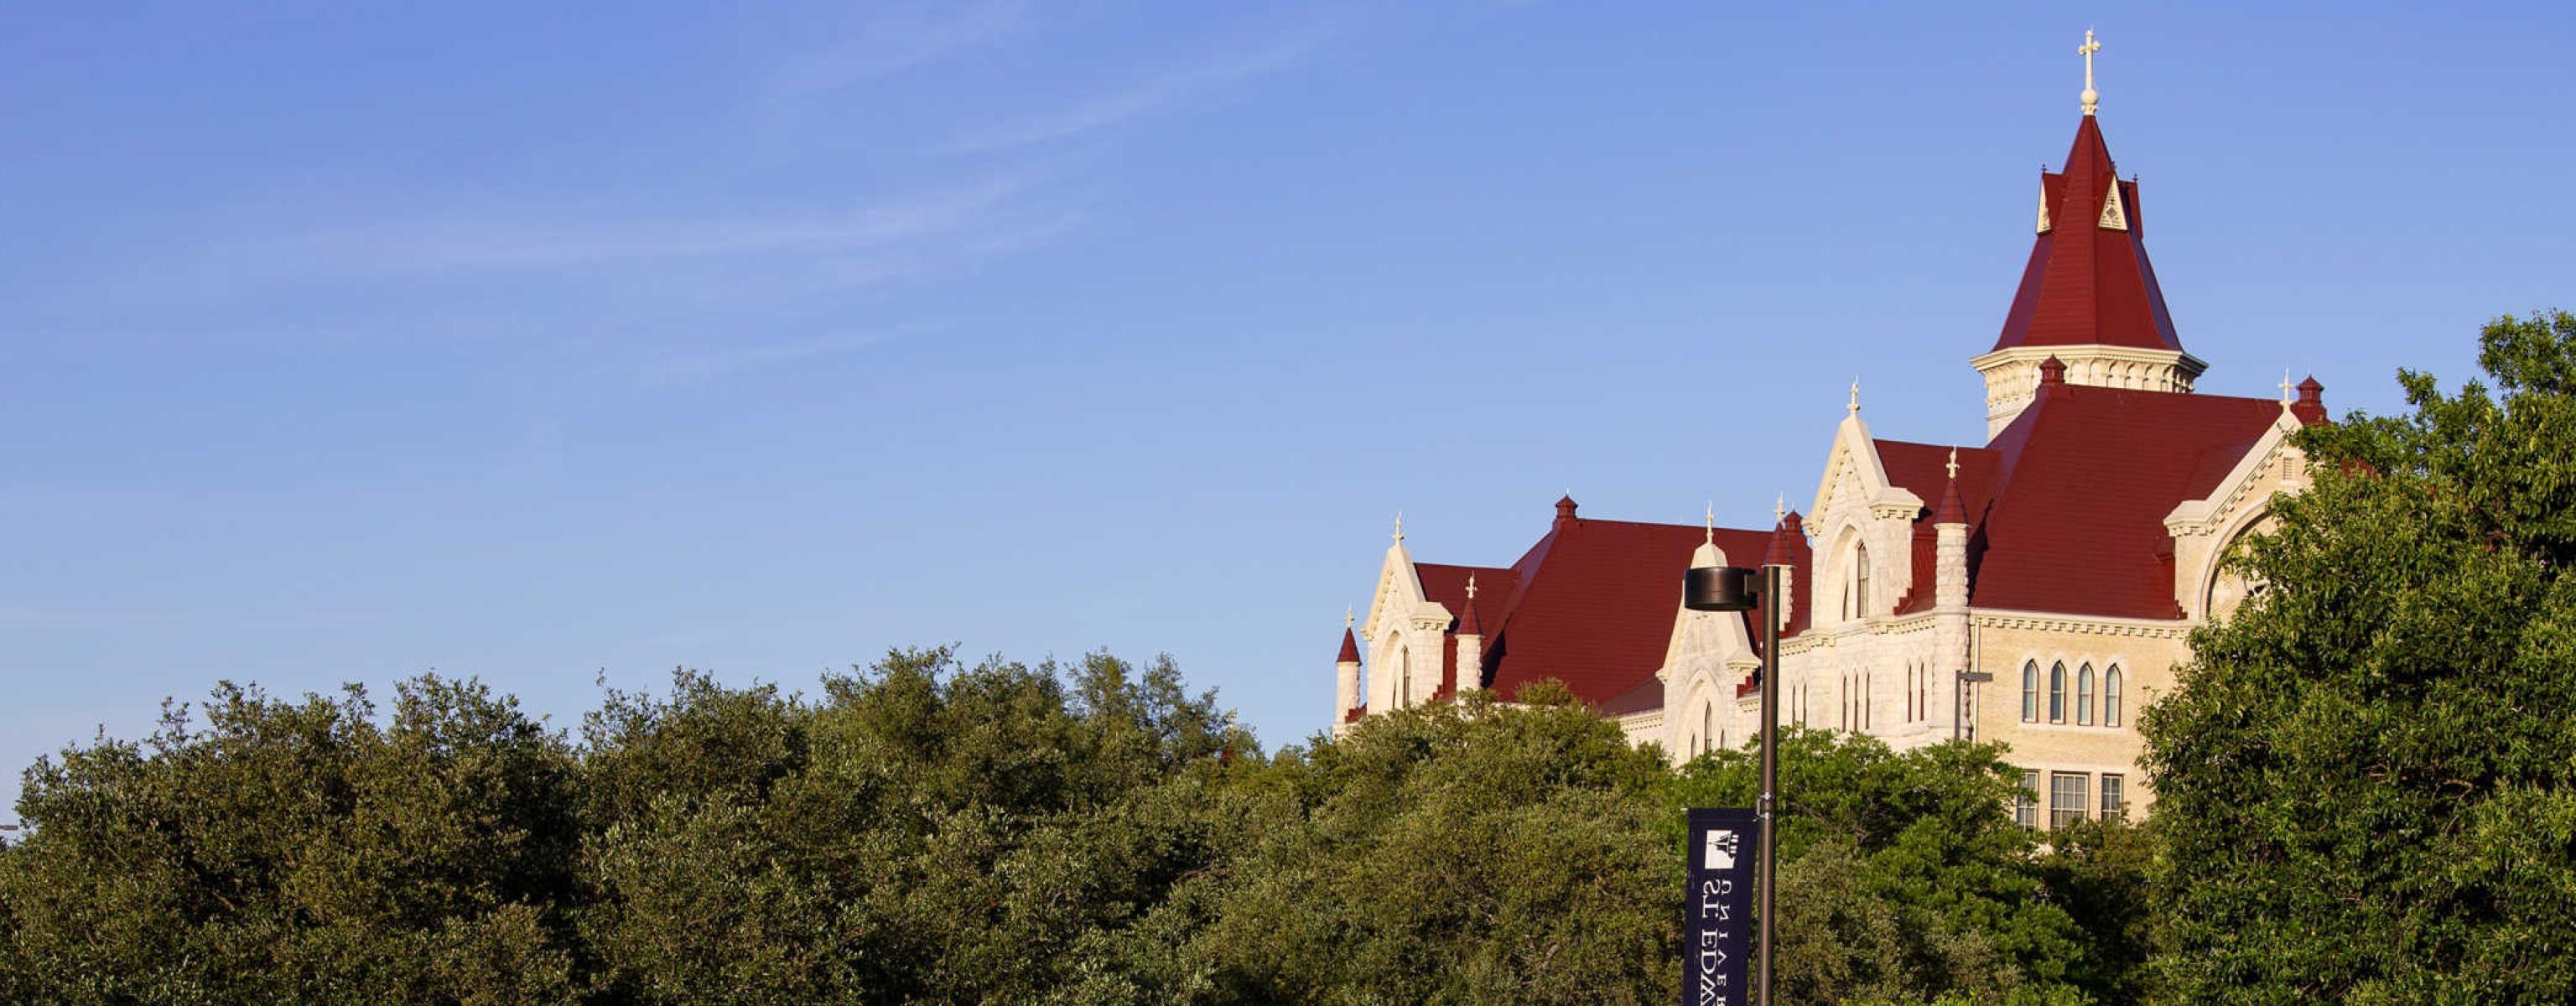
1685, 806, 1758, 1006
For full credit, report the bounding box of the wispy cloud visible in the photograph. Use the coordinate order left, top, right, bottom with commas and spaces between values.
280, 174, 1041, 275
767, 0, 1033, 99
944, 26, 1333, 154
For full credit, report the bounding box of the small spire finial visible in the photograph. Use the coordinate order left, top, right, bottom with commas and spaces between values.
1346, 605, 1354, 629
1466, 573, 1478, 599
1945, 446, 1961, 481
1774, 494, 1786, 523
2078, 29, 2102, 116
2278, 369, 2295, 406
1705, 501, 1717, 546
1847, 378, 1862, 414
1392, 512, 1404, 543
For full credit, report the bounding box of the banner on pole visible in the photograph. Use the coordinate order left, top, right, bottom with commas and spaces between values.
1685, 806, 1758, 1006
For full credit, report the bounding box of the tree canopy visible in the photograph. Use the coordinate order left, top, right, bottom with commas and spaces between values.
2142, 311, 2576, 1003
0, 655, 2131, 1004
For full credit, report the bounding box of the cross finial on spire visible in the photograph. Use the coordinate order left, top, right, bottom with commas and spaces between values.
1775, 493, 1786, 523
1945, 446, 1961, 481
1346, 605, 1354, 629
2279, 369, 2295, 405
1848, 378, 1862, 414
1392, 512, 1404, 543
2079, 29, 2102, 116
1466, 573, 1478, 599
1705, 501, 1717, 546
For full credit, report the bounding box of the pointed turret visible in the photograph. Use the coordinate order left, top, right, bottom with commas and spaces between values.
1935, 463, 1969, 527
1335, 608, 1362, 730
1453, 574, 1484, 696
1971, 34, 2208, 438
1765, 508, 1804, 631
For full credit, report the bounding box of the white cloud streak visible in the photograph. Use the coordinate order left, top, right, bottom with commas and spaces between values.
943, 27, 1332, 153
766, 0, 1033, 99
276, 174, 1046, 276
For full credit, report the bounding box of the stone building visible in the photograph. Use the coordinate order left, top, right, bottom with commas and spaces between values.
1332, 51, 2328, 827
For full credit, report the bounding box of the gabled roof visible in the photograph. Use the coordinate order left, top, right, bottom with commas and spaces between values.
1874, 384, 2297, 620
1994, 116, 2183, 355
1406, 500, 1802, 710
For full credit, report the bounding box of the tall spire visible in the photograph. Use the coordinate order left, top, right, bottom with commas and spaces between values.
1974, 51, 2207, 438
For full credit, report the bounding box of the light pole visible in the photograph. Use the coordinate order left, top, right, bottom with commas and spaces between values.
1684, 561, 1784, 1005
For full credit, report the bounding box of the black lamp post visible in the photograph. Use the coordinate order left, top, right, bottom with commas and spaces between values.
1685, 562, 1784, 1005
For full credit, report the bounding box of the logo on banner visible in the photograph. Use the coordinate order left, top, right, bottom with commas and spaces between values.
1703, 828, 1739, 870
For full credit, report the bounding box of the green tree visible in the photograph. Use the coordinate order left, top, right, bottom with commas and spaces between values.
2142, 310, 2576, 1003
1163, 684, 1678, 1006
1665, 728, 2092, 1006
572, 646, 1238, 1005
0, 677, 581, 1005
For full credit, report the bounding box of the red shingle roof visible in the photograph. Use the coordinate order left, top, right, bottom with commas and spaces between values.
1873, 387, 2297, 620
1994, 116, 2183, 354
1409, 501, 1802, 710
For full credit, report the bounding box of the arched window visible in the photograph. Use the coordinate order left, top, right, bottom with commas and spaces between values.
1863, 671, 1872, 729
2076, 664, 2096, 725
1919, 662, 1929, 722
1905, 664, 1915, 722
2022, 661, 2039, 722
2105, 666, 2124, 728
2048, 661, 2067, 723
1854, 543, 1872, 617
1702, 703, 1713, 754
1398, 647, 1411, 707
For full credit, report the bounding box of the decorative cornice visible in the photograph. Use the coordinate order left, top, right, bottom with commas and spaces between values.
1970, 609, 2192, 639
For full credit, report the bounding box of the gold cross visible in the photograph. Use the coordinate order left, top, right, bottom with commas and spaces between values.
2079, 29, 2102, 116
1466, 573, 1478, 599
1945, 447, 1961, 481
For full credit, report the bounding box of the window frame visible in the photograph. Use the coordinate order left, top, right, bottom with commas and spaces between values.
2049, 771, 2090, 830
2021, 661, 2039, 722
2076, 663, 2096, 725
1853, 542, 1872, 616
2104, 665, 2123, 728
2048, 661, 2067, 723
2100, 773, 2125, 821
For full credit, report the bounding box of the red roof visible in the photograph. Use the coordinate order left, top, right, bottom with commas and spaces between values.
1873, 386, 2299, 620
1993, 116, 2183, 354
1407, 499, 1802, 711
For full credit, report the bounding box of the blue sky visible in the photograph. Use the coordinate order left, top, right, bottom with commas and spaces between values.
5, 2, 2570, 815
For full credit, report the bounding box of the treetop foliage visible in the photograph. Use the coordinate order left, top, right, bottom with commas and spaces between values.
0, 651, 2130, 1005
2143, 310, 2576, 1003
